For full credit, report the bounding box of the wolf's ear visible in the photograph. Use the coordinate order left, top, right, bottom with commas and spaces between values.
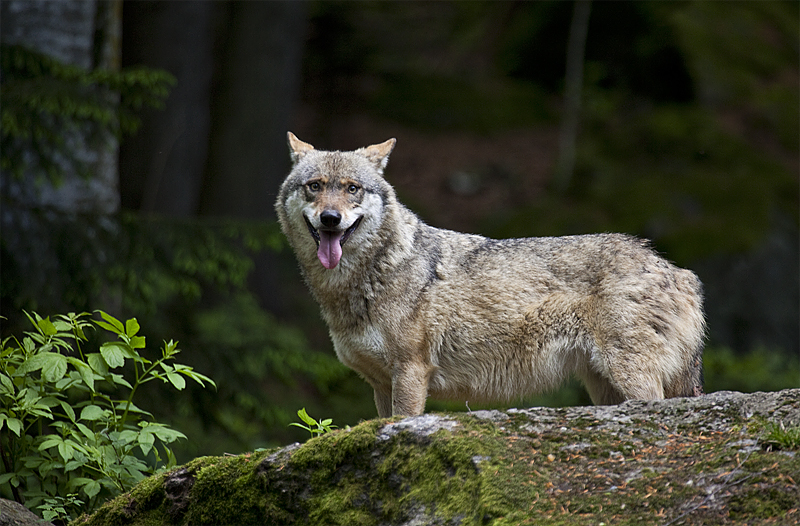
287, 132, 315, 163
356, 138, 396, 172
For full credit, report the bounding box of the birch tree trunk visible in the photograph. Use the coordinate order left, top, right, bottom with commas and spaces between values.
0, 0, 122, 214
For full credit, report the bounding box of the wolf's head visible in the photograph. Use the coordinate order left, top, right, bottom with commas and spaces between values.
275, 132, 397, 270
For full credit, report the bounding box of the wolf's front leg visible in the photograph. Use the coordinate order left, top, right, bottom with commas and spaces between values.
391, 362, 431, 416
374, 389, 393, 418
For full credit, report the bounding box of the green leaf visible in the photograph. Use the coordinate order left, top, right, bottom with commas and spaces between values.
41, 353, 68, 382
125, 318, 140, 338
118, 429, 138, 444
57, 441, 74, 462
59, 400, 76, 422
114, 400, 151, 416
3, 417, 22, 437
37, 396, 61, 408
289, 422, 311, 432
163, 446, 178, 469
93, 320, 122, 334
166, 372, 185, 390
16, 352, 51, 374
75, 422, 95, 441
79, 405, 106, 421
67, 477, 94, 491
83, 479, 101, 498
162, 339, 180, 358
296, 408, 316, 427
0, 373, 14, 394
6, 417, 22, 436
53, 320, 72, 333
37, 317, 57, 336
87, 353, 108, 375
39, 437, 62, 451
110, 374, 132, 389
100, 343, 125, 368
130, 335, 146, 350
67, 357, 95, 392
65, 459, 83, 472
138, 430, 155, 455
96, 310, 124, 334
177, 368, 216, 389
141, 423, 186, 443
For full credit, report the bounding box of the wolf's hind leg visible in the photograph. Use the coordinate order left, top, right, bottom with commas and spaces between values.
580, 367, 626, 405
580, 355, 664, 404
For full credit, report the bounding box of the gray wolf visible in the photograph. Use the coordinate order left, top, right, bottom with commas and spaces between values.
275, 132, 705, 417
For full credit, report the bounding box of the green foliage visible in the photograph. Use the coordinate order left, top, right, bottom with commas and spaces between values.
1, 211, 283, 319
370, 74, 553, 132
0, 44, 175, 183
289, 408, 337, 439
182, 292, 357, 454
761, 422, 800, 451
0, 209, 368, 457
703, 346, 800, 394
0, 310, 215, 521
38, 493, 84, 524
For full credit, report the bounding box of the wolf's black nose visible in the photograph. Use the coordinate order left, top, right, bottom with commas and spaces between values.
320, 210, 342, 228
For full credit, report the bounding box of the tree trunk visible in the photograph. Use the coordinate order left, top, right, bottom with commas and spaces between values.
553, 0, 591, 194
198, 1, 306, 219
119, 0, 217, 216
0, 0, 121, 214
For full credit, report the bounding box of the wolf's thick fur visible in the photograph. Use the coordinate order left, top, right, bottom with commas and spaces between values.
276, 133, 705, 417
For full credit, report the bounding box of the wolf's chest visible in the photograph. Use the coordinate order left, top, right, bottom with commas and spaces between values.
330, 324, 391, 384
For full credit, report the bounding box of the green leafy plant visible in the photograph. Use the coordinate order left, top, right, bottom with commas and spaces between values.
38, 493, 84, 524
289, 408, 337, 439
0, 310, 215, 521
0, 43, 175, 182
761, 422, 800, 451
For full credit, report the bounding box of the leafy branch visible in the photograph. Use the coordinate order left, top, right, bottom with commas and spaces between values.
0, 310, 215, 521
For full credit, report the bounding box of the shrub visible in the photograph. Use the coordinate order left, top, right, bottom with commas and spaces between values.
0, 310, 214, 522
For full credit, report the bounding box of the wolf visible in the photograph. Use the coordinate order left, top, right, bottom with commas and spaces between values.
275, 132, 705, 417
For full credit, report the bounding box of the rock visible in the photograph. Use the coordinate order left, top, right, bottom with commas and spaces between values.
72, 389, 800, 526
0, 498, 54, 526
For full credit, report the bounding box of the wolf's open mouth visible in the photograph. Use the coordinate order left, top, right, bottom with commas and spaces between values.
303, 215, 363, 269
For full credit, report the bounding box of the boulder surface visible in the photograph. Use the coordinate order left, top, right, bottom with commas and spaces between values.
72, 389, 800, 525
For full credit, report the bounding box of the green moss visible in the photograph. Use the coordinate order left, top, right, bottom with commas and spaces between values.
290, 417, 511, 525
74, 397, 800, 526
183, 451, 273, 525
729, 487, 800, 520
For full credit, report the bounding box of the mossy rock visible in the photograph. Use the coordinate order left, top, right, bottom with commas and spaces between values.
72, 389, 800, 526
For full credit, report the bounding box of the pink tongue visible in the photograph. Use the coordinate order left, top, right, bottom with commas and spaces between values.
318, 230, 344, 269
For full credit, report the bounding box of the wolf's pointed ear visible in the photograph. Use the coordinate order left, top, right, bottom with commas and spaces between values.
287, 132, 315, 163
356, 138, 396, 172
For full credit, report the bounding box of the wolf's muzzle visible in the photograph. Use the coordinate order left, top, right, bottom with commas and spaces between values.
303, 214, 363, 269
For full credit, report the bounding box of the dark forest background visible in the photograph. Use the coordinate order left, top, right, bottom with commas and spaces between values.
1, 0, 798, 462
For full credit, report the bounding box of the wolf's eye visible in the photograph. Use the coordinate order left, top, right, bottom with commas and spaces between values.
347, 184, 359, 194
308, 182, 321, 191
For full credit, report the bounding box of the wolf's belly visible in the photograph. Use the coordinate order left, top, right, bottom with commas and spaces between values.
427, 333, 581, 403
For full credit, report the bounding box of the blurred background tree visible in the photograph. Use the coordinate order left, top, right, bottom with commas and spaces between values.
2, 0, 798, 465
